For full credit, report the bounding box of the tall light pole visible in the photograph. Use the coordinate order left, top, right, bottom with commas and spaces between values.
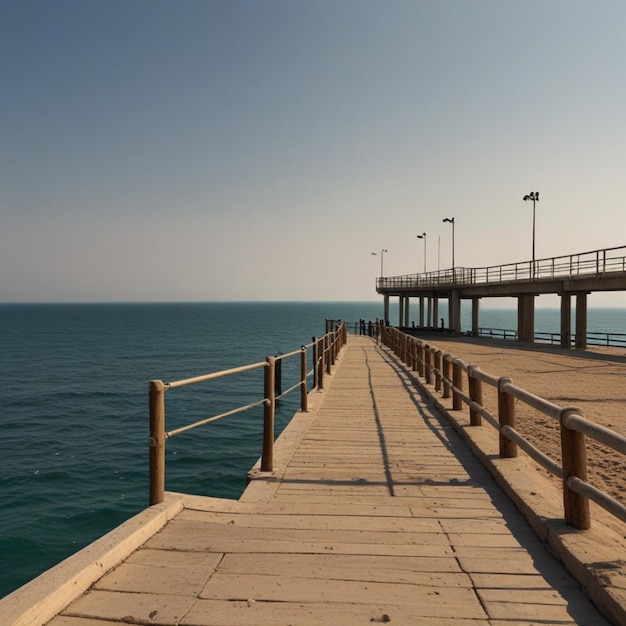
523, 192, 539, 278
442, 217, 455, 270
371, 249, 388, 277
416, 233, 426, 273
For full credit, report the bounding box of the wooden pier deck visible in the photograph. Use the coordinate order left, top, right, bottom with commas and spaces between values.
7, 336, 616, 625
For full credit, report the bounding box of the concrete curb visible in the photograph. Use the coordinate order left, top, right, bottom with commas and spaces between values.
0, 493, 184, 626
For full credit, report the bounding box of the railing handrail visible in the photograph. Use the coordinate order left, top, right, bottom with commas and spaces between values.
148, 321, 348, 505
477, 327, 626, 348
379, 324, 626, 530
377, 244, 626, 290
165, 361, 267, 390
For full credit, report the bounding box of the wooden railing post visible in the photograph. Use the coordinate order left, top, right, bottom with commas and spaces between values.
452, 358, 463, 410
560, 407, 591, 529
275, 354, 282, 397
312, 337, 317, 389
467, 365, 482, 426
317, 338, 324, 390
442, 353, 452, 399
325, 335, 332, 375
300, 346, 308, 412
261, 357, 275, 471
424, 345, 433, 385
149, 379, 166, 505
498, 377, 517, 458
434, 350, 442, 392
417, 342, 424, 377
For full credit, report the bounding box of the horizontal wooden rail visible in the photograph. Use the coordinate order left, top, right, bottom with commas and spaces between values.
166, 399, 268, 438
166, 362, 266, 390
379, 324, 626, 530
568, 477, 626, 524
501, 425, 564, 478
149, 322, 347, 505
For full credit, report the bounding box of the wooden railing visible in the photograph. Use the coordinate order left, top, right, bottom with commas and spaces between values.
148, 322, 347, 505
380, 325, 626, 530
377, 244, 626, 290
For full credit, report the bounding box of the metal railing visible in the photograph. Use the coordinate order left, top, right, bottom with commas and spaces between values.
342, 320, 382, 336
380, 325, 626, 530
148, 321, 347, 505
377, 244, 626, 291
477, 327, 626, 348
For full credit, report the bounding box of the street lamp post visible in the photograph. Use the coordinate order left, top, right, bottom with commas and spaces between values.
442, 217, 455, 270
416, 233, 427, 273
523, 192, 539, 278
371, 249, 388, 277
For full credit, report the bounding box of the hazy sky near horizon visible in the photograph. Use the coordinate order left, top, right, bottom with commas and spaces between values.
2, 1, 626, 306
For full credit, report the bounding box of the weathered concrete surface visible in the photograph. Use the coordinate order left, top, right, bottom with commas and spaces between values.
1, 335, 619, 625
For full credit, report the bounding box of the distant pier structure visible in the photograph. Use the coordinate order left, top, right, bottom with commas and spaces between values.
376, 245, 626, 349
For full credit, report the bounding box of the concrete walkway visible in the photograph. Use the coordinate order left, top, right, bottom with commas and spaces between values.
39, 337, 611, 624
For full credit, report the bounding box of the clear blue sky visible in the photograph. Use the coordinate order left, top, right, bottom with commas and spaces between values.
2, 0, 626, 304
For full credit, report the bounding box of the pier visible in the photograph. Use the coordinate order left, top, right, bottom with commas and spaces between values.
2, 330, 625, 625
377, 245, 626, 348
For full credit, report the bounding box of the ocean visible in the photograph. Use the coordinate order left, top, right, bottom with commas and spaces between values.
1, 301, 625, 598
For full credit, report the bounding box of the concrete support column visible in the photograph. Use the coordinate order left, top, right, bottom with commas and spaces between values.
517, 297, 525, 340
449, 290, 462, 332
427, 297, 433, 328
575, 292, 588, 350
471, 297, 480, 337
517, 294, 535, 342
383, 295, 389, 326
433, 297, 439, 329
404, 297, 410, 327
398, 297, 405, 328
419, 296, 425, 328
560, 294, 572, 349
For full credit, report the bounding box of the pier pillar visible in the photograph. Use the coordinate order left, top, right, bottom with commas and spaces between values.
433, 297, 439, 329
448, 290, 462, 332
398, 296, 404, 327
560, 294, 572, 349
427, 297, 433, 328
575, 292, 588, 350
517, 294, 535, 342
471, 297, 480, 337
404, 297, 410, 327
419, 296, 425, 328
384, 295, 390, 326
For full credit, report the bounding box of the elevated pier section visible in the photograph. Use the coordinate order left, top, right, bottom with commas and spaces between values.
377, 245, 626, 348
3, 336, 621, 624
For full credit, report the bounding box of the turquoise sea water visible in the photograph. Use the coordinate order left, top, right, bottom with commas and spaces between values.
1, 301, 625, 598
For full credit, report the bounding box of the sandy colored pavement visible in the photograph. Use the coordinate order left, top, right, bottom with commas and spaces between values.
410, 333, 626, 506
